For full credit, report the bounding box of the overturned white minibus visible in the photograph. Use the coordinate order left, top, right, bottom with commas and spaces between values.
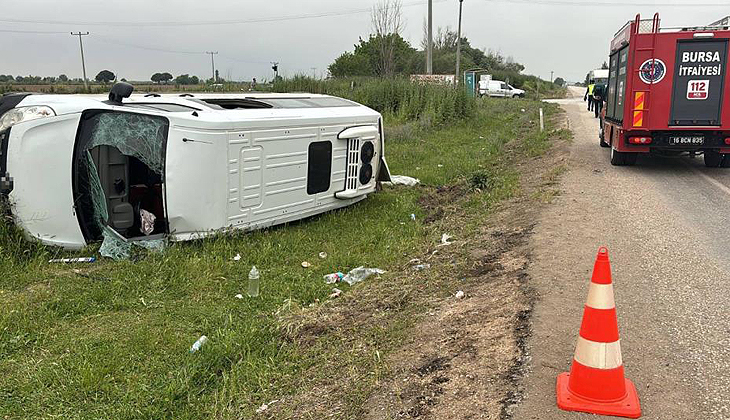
0, 83, 390, 250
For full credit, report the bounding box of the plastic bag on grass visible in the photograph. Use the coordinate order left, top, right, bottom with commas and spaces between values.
383, 175, 420, 187
342, 266, 385, 286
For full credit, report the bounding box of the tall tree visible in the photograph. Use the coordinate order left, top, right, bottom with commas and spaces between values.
370, 0, 403, 77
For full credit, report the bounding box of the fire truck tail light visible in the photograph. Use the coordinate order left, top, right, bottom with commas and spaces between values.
628, 136, 652, 145
724, 138, 730, 145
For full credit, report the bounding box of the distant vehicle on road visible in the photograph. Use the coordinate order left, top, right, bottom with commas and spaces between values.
601, 13, 730, 167
0, 83, 390, 250
478, 79, 525, 98
588, 69, 609, 86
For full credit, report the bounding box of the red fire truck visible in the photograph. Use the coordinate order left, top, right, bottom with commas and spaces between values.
601, 14, 730, 167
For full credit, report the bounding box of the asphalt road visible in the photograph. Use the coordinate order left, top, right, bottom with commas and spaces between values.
514, 87, 730, 419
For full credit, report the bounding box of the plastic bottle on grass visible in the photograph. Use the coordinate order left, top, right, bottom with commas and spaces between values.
190, 335, 208, 353
248, 266, 260, 297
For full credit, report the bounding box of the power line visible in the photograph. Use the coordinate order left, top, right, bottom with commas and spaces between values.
0, 0, 449, 28
0, 29, 67, 34
482, 0, 730, 6
91, 35, 207, 55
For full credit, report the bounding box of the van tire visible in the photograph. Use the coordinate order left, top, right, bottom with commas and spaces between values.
704, 151, 722, 167
610, 148, 637, 166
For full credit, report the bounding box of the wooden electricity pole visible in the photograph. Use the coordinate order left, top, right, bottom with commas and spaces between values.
70, 32, 90, 91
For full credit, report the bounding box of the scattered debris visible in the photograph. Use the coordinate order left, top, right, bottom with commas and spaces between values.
437, 164, 444, 168
521, 108, 526, 112
329, 288, 343, 299
455, 290, 465, 299
248, 266, 260, 298
439, 234, 454, 246
409, 258, 421, 264
256, 400, 279, 414
48, 257, 96, 263
140, 209, 156, 235
319, 252, 328, 259
189, 335, 208, 353
301, 261, 311, 268
235, 294, 243, 299
343, 266, 385, 286
383, 175, 421, 187
413, 264, 431, 271
593, 169, 602, 174
410, 213, 416, 221
323, 272, 345, 284
233, 254, 242, 261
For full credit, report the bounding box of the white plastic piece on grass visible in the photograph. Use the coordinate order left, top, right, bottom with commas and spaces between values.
256, 400, 279, 414
301, 261, 311, 268
235, 294, 243, 299
439, 234, 454, 246
233, 254, 241, 261
455, 290, 465, 299
319, 252, 328, 259
413, 264, 431, 271
410, 213, 416, 221
383, 175, 421, 187
189, 335, 208, 353
330, 288, 343, 299
342, 267, 385, 286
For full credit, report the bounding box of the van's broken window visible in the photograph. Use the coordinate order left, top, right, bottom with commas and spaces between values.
73, 111, 169, 256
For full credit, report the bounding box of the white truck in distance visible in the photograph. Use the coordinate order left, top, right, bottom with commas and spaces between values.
478, 79, 525, 98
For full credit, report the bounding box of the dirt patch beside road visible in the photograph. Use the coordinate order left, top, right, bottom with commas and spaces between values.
267, 113, 573, 420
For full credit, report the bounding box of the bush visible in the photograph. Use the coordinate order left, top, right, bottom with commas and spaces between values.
271, 76, 475, 126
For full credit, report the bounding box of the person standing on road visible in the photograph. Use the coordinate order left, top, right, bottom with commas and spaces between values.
592, 83, 606, 118
584, 80, 595, 112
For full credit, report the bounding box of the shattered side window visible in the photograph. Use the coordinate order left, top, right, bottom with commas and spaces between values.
87, 112, 167, 173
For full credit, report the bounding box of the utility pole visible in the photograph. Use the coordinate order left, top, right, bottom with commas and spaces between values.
427, 0, 433, 74
455, 0, 464, 86
206, 51, 218, 82
550, 70, 554, 83
70, 32, 90, 91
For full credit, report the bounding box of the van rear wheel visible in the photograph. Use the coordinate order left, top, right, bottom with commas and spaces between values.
704, 150, 722, 167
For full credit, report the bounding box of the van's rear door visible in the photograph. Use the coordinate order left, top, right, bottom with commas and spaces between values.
669, 39, 728, 126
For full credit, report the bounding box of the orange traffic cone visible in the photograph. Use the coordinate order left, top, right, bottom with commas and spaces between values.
556, 247, 641, 418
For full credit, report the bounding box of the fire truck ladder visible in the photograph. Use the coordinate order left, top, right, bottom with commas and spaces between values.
631, 13, 660, 129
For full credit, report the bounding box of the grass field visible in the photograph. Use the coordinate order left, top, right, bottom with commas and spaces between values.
0, 96, 563, 419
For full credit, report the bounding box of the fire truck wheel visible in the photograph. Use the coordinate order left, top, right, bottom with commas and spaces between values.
610, 148, 636, 166
704, 151, 722, 168
600, 134, 610, 148
721, 154, 730, 168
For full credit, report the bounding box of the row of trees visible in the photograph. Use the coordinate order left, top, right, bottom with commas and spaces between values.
329, 0, 564, 91
1, 71, 208, 86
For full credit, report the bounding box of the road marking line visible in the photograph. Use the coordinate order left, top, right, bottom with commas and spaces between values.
687, 164, 730, 196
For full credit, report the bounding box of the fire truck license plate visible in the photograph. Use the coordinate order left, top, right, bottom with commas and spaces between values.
669, 136, 704, 145
687, 80, 709, 100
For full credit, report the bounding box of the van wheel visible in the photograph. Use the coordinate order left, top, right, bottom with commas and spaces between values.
610, 148, 637, 166
704, 151, 722, 167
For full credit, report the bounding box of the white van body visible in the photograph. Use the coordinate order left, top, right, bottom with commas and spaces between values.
478, 80, 525, 98
0, 92, 390, 249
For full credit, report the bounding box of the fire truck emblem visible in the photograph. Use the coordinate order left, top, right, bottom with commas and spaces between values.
639, 59, 666, 84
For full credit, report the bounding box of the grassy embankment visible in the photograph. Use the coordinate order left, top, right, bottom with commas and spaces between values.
0, 80, 564, 419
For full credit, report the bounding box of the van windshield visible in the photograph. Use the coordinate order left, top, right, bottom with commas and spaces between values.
72, 111, 169, 255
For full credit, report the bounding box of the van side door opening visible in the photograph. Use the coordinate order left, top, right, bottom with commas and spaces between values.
73, 110, 169, 243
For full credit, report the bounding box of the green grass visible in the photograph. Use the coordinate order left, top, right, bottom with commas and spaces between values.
0, 98, 561, 420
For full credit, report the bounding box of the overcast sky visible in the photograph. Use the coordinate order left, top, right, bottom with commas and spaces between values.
1, 0, 728, 83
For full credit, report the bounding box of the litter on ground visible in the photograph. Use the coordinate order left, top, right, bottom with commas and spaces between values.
319, 252, 328, 259
49, 257, 96, 264
439, 234, 454, 246
455, 290, 465, 299
329, 288, 343, 299
323, 272, 345, 284
233, 254, 242, 261
383, 175, 420, 187
342, 267, 385, 286
301, 261, 311, 268
255, 400, 279, 414
413, 264, 431, 271
189, 335, 208, 353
